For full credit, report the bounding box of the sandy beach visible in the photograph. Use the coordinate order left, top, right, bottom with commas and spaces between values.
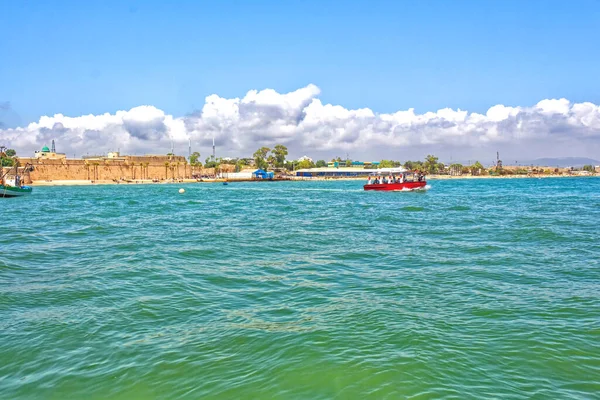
30, 179, 201, 186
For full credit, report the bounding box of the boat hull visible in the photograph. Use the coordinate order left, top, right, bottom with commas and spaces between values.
0, 185, 33, 198
363, 181, 427, 191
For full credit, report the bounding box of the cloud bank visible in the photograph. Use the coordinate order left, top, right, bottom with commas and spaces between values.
2, 84, 600, 161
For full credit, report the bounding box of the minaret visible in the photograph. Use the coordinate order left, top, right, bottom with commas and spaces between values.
51, 139, 56, 153
212, 136, 216, 161
188, 138, 191, 161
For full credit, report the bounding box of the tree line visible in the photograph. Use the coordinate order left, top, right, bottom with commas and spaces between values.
184, 147, 498, 175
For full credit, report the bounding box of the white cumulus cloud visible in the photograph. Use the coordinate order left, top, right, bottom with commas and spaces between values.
2, 84, 600, 161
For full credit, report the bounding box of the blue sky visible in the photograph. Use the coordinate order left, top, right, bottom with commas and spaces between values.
1, 0, 600, 161
2, 0, 599, 125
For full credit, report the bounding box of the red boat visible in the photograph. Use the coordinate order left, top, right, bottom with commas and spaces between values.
363, 168, 427, 191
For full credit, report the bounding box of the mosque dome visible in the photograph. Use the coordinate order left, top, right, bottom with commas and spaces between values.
41, 145, 50, 152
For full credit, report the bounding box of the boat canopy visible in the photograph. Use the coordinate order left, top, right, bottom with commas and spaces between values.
368, 167, 407, 175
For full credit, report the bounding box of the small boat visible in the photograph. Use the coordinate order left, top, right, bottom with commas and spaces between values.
1, 163, 33, 198
223, 181, 228, 185
363, 167, 427, 191
1, 184, 32, 198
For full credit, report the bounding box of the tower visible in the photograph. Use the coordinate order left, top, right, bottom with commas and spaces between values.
51, 140, 56, 153
188, 138, 191, 161
212, 136, 216, 161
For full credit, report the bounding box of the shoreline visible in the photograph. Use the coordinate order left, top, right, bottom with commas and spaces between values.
30, 179, 200, 186
428, 174, 597, 180
29, 174, 598, 186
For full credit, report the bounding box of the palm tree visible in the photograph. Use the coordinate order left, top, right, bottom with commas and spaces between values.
470, 161, 484, 176
164, 162, 169, 179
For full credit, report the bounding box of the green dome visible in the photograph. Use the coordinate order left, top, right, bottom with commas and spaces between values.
41, 145, 50, 152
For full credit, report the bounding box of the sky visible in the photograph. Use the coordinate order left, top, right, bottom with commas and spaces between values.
1, 0, 600, 164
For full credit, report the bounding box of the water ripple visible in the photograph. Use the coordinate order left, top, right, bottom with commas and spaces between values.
1, 178, 599, 398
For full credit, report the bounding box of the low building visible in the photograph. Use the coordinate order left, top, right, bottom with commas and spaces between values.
34, 145, 66, 160
222, 172, 253, 180
252, 169, 274, 179
327, 161, 380, 168
296, 167, 372, 177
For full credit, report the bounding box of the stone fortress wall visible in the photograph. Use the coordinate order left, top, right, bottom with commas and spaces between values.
15, 154, 211, 182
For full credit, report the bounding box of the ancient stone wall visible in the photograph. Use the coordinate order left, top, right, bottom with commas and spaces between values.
15, 156, 233, 182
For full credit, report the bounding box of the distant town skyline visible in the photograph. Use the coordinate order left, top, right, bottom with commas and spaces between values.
1, 0, 600, 160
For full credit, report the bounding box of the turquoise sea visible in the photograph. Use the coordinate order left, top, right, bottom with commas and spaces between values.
1, 178, 599, 399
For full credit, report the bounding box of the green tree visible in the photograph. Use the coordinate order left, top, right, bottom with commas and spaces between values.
379, 160, 396, 168
1, 148, 16, 167
471, 161, 484, 175
423, 155, 439, 174
234, 159, 247, 172
315, 160, 327, 168
403, 160, 423, 170
253, 147, 270, 170
1, 157, 14, 167
204, 156, 220, 168
449, 163, 463, 175
296, 159, 315, 169
189, 151, 201, 166
345, 159, 352, 167
583, 164, 594, 172
271, 144, 288, 167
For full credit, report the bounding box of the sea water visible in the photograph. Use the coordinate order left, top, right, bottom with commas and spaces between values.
1, 178, 599, 399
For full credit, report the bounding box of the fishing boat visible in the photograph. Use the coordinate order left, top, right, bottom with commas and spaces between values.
363, 167, 427, 191
1, 164, 33, 198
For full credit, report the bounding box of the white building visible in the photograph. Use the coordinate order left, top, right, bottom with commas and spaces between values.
297, 155, 313, 163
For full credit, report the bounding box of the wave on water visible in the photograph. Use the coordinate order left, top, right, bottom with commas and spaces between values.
448, 205, 471, 211
400, 206, 425, 212
1, 178, 599, 399
390, 184, 430, 192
